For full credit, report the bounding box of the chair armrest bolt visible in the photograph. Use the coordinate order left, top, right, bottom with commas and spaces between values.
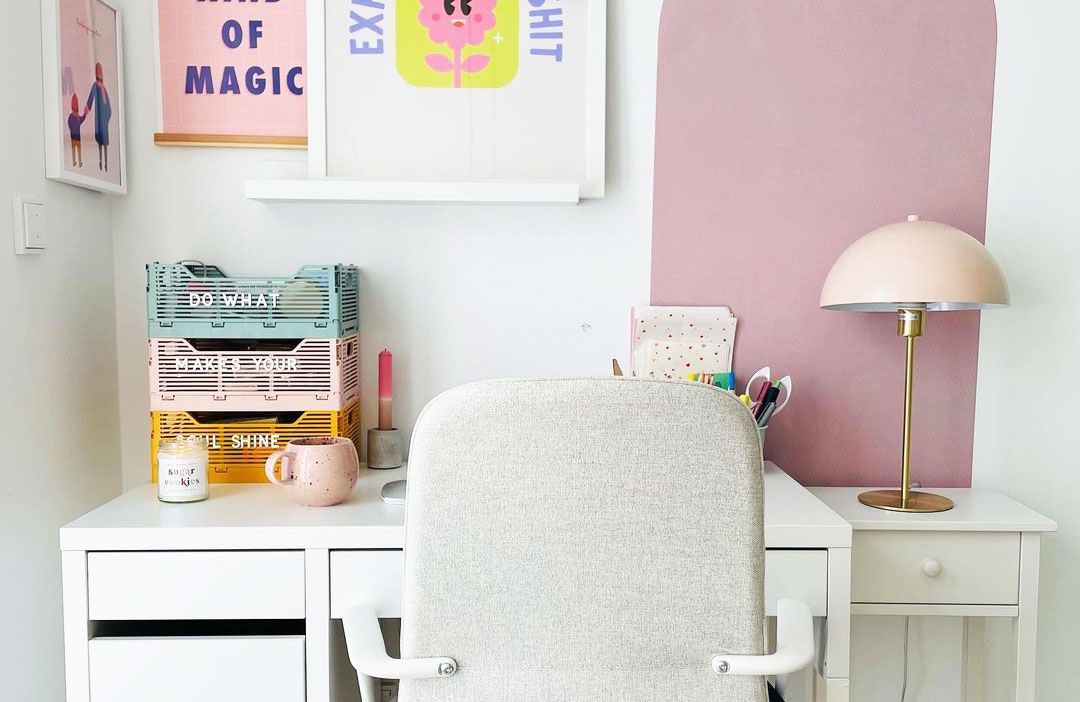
713, 660, 730, 674
438, 662, 457, 676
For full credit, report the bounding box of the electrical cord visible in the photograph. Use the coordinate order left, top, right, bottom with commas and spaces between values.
896, 481, 916, 701
900, 615, 912, 701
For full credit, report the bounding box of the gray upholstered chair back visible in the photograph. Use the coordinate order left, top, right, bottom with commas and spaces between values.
399, 378, 766, 702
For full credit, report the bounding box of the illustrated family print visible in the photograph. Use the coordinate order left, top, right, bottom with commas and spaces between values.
66, 61, 113, 172
54, 0, 122, 189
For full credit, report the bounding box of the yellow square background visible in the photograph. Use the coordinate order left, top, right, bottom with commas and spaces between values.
396, 0, 519, 88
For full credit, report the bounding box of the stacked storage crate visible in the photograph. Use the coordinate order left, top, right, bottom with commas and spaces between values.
147, 262, 361, 483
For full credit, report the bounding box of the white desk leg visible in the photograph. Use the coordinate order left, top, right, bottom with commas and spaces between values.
62, 550, 90, 702
307, 549, 331, 702
1015, 533, 1040, 702
824, 547, 851, 702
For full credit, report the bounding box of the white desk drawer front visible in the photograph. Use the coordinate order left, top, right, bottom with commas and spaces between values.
852, 531, 1020, 605
331, 550, 404, 618
765, 550, 829, 617
87, 551, 305, 620
89, 636, 305, 702
328, 549, 829, 618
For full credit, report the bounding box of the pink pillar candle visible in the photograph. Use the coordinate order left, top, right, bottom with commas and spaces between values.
378, 349, 393, 430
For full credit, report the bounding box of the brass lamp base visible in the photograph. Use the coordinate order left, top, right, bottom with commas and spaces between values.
855, 308, 955, 514
858, 489, 954, 514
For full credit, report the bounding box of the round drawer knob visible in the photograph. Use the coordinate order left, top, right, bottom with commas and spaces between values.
921, 559, 943, 577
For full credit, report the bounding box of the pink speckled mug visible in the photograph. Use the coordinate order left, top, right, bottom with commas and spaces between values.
264, 437, 359, 507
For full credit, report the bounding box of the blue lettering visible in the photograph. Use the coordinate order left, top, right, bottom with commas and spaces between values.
529, 8, 563, 29
531, 45, 564, 62
286, 67, 303, 95
349, 0, 385, 55
222, 19, 243, 49
350, 10, 383, 35
350, 39, 384, 54
529, 7, 563, 62
246, 66, 265, 94
249, 20, 263, 48
220, 65, 241, 94
184, 65, 214, 94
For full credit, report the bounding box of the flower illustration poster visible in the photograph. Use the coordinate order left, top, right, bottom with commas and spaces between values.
330, 0, 600, 188
408, 0, 513, 88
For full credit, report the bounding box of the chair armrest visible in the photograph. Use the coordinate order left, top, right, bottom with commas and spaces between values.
711, 599, 815, 677
342, 604, 458, 680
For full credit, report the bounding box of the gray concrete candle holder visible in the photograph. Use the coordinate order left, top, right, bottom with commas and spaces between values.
367, 428, 403, 470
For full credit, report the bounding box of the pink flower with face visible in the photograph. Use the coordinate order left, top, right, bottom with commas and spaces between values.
418, 0, 497, 87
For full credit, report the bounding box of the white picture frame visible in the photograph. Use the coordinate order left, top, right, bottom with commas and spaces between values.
42, 0, 128, 195
304, 0, 606, 201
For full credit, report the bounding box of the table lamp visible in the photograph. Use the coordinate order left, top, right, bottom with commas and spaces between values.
820, 215, 1009, 513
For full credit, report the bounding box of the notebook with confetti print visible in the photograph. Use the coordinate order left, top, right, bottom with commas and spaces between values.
630, 306, 737, 380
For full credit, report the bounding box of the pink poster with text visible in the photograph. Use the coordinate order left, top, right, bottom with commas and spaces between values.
157, 0, 306, 143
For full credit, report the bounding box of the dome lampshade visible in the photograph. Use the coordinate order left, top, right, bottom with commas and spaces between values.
820, 216, 1010, 312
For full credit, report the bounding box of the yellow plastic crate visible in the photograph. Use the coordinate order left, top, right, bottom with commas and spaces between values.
151, 402, 361, 484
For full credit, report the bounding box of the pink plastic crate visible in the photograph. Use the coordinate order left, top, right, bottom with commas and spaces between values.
149, 336, 359, 411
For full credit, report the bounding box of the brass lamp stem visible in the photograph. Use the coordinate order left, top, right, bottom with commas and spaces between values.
857, 307, 953, 513
898, 309, 923, 508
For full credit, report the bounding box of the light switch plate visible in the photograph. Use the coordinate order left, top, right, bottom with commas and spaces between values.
12, 196, 46, 255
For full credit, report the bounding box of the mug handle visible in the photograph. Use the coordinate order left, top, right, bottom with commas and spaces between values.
265, 451, 294, 486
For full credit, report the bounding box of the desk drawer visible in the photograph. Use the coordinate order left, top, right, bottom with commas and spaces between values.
328, 549, 829, 618
766, 550, 828, 617
852, 531, 1020, 605
331, 550, 404, 618
88, 551, 305, 620
89, 636, 304, 702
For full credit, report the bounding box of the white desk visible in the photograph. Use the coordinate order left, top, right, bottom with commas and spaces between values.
811, 487, 1056, 702
61, 462, 852, 702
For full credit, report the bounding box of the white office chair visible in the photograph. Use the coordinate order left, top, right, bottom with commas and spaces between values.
343, 378, 814, 702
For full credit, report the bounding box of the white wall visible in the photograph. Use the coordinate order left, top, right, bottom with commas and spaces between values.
109, 0, 661, 489
0, 2, 122, 700
974, 0, 1080, 698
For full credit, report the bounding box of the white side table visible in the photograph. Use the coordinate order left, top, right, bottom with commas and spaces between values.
810, 487, 1055, 702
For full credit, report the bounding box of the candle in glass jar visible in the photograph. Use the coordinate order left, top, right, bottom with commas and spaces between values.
157, 440, 209, 503
378, 349, 393, 430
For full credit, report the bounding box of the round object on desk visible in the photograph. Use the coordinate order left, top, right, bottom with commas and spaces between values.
381, 480, 406, 505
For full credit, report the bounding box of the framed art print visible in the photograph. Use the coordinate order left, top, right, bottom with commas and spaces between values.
153, 0, 307, 148
309, 0, 606, 197
42, 0, 127, 194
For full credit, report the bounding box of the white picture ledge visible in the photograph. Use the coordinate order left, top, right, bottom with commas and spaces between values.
244, 179, 581, 205
259, 0, 606, 206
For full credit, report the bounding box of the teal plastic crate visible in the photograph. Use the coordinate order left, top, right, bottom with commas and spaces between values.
147, 262, 359, 339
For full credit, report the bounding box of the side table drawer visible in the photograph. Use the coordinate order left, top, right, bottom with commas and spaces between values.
89, 635, 305, 702
331, 550, 404, 618
852, 531, 1020, 605
88, 551, 305, 620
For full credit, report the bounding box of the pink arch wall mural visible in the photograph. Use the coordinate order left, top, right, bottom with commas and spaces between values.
651, 1, 998, 486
